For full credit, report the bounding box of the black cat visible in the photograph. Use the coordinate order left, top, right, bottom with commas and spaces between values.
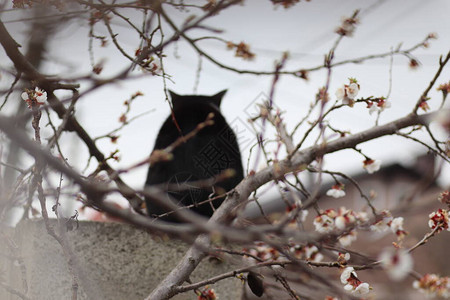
145, 90, 244, 222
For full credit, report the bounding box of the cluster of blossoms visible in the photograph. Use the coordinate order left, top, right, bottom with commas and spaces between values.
289, 243, 324, 262
335, 78, 360, 106
245, 241, 326, 264
340, 267, 370, 296
413, 274, 449, 298
326, 183, 346, 199
196, 286, 217, 300
428, 209, 450, 232
226, 41, 255, 60
379, 248, 413, 281
363, 159, 381, 174
367, 97, 392, 115
245, 242, 280, 261
313, 207, 368, 246
21, 87, 47, 109
370, 211, 407, 239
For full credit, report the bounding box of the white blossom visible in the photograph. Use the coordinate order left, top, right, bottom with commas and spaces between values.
326, 188, 346, 198
34, 87, 47, 102
379, 248, 413, 281
313, 214, 335, 233
363, 159, 381, 174
338, 230, 357, 246
389, 217, 405, 234
354, 282, 370, 295
335, 87, 345, 100
335, 216, 347, 230
340, 267, 355, 284
346, 83, 359, 99
305, 245, 323, 262
370, 211, 393, 233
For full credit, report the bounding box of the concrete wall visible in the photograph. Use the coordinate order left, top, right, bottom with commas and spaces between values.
0, 220, 242, 300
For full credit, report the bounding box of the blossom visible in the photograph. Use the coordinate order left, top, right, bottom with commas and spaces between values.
353, 282, 370, 295
197, 286, 217, 300
227, 41, 255, 60
246, 242, 284, 262
340, 267, 370, 295
428, 209, 450, 232
313, 211, 336, 233
369, 98, 392, 115
346, 82, 359, 99
379, 248, 413, 281
340, 267, 356, 284
289, 243, 323, 262
363, 159, 381, 174
370, 211, 393, 233
335, 87, 345, 101
419, 100, 430, 111
413, 274, 449, 298
389, 217, 404, 234
409, 58, 420, 69
437, 81, 450, 97
338, 230, 357, 247
388, 216, 408, 239
336, 207, 357, 229
355, 211, 369, 223
21, 87, 47, 109
336, 80, 360, 106
335, 15, 359, 36
337, 252, 351, 265
34, 87, 47, 102
304, 245, 324, 262
326, 184, 346, 198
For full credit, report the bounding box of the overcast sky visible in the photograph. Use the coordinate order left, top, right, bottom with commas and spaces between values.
1, 0, 449, 216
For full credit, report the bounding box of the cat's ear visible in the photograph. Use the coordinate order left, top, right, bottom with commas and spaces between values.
211, 90, 227, 107
169, 90, 181, 107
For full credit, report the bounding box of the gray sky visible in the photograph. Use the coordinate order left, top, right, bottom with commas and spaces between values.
1, 0, 449, 214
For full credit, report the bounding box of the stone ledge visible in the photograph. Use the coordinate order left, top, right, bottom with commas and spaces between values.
0, 219, 242, 300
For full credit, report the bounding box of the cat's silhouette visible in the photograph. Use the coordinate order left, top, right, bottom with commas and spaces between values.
145, 90, 244, 222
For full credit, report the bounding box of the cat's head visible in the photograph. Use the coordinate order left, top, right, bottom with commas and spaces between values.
169, 90, 227, 110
